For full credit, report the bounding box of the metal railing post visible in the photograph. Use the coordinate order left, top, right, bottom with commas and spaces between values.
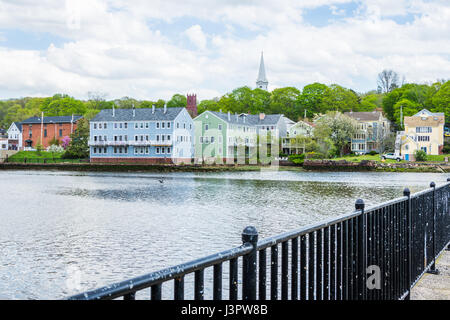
447, 178, 450, 252
242, 226, 258, 300
355, 199, 366, 300
403, 188, 412, 300
427, 182, 439, 275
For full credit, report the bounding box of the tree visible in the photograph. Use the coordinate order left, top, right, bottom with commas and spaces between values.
321, 84, 360, 113
40, 94, 87, 116
269, 87, 300, 120
313, 111, 358, 157
377, 70, 399, 93
167, 94, 187, 108
431, 80, 450, 123
297, 83, 328, 119
62, 118, 90, 159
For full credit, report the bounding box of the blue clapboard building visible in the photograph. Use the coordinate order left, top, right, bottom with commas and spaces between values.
89, 105, 194, 164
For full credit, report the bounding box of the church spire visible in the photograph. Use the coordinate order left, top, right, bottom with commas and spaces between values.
256, 51, 268, 91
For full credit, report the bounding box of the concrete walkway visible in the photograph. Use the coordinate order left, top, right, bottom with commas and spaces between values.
411, 249, 450, 300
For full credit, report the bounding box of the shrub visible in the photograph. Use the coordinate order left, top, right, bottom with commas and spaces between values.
368, 151, 379, 156
288, 154, 305, 165
305, 151, 326, 159
36, 143, 43, 155
47, 145, 64, 153
414, 150, 427, 162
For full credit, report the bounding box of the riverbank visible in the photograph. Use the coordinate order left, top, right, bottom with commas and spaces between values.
0, 161, 446, 173
0, 162, 307, 172
303, 159, 448, 173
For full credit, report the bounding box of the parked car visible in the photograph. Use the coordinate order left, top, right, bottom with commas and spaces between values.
381, 153, 402, 162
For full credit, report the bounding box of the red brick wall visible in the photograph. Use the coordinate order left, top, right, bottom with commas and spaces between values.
22, 122, 78, 148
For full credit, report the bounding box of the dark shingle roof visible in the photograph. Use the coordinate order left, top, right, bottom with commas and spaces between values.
344, 111, 383, 121
21, 115, 83, 124
208, 111, 282, 126
13, 122, 22, 132
91, 108, 185, 122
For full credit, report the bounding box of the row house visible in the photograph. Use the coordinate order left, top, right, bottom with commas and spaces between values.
344, 111, 391, 154
21, 115, 83, 149
89, 106, 194, 164
193, 111, 288, 164
281, 120, 315, 155
396, 109, 444, 160
7, 122, 23, 150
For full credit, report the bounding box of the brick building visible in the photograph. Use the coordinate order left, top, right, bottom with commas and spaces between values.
21, 115, 83, 149
186, 94, 198, 118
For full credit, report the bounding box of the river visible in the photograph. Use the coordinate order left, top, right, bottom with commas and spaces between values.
0, 169, 447, 299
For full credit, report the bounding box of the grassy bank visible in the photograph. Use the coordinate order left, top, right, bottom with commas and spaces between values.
6, 151, 85, 163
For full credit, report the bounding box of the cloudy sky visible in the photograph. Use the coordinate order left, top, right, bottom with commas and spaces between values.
0, 0, 449, 101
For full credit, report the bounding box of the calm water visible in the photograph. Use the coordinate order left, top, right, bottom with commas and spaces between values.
0, 169, 447, 299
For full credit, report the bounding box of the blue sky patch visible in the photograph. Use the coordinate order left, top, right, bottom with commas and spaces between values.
303, 2, 359, 27
0, 29, 69, 50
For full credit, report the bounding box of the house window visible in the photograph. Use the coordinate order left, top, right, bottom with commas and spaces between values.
205, 124, 209, 131
161, 147, 165, 154
140, 122, 144, 129
124, 123, 128, 129
156, 135, 160, 142
167, 135, 171, 141
44, 129, 47, 137
145, 122, 149, 129
104, 135, 107, 141
145, 147, 149, 154
218, 124, 222, 130
114, 123, 118, 129
59, 129, 63, 137
156, 147, 160, 154
104, 123, 107, 129
94, 123, 97, 129
167, 122, 171, 128
162, 122, 165, 129
93, 147, 97, 154
135, 123, 138, 129
157, 122, 160, 129
200, 137, 203, 143
167, 147, 171, 153
211, 137, 215, 143
94, 136, 98, 142
177, 122, 179, 129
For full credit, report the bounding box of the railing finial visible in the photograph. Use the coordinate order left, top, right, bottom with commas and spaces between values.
403, 188, 411, 197
242, 226, 258, 246
447, 178, 450, 182
355, 199, 365, 211
430, 181, 436, 188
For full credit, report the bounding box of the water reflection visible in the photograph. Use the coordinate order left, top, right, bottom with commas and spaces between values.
0, 170, 446, 299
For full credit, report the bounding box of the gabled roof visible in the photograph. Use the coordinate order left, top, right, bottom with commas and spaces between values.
344, 111, 383, 121
413, 109, 444, 117
205, 111, 283, 126
21, 115, 83, 124
91, 108, 186, 122
13, 122, 22, 132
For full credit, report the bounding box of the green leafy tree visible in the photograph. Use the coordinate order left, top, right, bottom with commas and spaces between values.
62, 118, 90, 159
431, 81, 450, 123
297, 82, 328, 119
167, 94, 187, 108
321, 84, 360, 113
269, 87, 300, 120
314, 111, 357, 157
414, 149, 427, 162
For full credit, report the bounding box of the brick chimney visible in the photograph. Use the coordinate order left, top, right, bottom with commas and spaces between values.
186, 94, 198, 118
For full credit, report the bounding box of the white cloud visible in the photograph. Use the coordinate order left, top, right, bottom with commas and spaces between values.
0, 0, 448, 101
184, 25, 207, 50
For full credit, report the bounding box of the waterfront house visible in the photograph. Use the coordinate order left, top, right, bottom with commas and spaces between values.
344, 111, 391, 154
194, 111, 289, 163
396, 109, 445, 160
281, 120, 315, 155
21, 115, 83, 150
89, 105, 194, 164
7, 122, 22, 150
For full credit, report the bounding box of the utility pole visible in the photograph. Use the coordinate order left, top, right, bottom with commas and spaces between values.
303, 109, 307, 154
400, 105, 403, 128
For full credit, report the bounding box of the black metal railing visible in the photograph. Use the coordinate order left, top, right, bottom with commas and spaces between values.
68, 179, 450, 300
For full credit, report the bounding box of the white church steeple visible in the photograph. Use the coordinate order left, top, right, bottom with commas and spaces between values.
256, 51, 268, 91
